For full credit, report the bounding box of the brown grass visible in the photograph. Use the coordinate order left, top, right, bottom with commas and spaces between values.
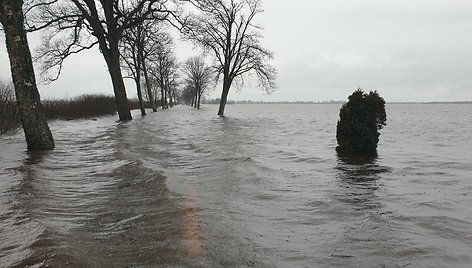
42, 94, 117, 120
0, 81, 21, 134
0, 80, 159, 134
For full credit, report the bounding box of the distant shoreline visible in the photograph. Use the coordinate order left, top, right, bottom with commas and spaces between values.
388, 101, 472, 104
203, 101, 472, 105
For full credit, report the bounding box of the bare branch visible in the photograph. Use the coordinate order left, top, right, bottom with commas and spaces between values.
181, 0, 276, 95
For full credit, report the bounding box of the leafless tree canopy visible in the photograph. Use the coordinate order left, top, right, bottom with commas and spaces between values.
182, 0, 276, 115
182, 56, 213, 108
120, 19, 170, 112
147, 31, 179, 109
183, 0, 276, 92
27, 0, 180, 82
25, 0, 183, 120
0, 0, 55, 149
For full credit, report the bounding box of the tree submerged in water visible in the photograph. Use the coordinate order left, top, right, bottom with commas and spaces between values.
336, 88, 387, 154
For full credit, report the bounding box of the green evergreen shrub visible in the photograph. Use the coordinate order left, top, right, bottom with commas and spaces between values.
336, 88, 387, 154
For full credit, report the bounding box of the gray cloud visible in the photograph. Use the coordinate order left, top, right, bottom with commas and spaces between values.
1, 0, 471, 102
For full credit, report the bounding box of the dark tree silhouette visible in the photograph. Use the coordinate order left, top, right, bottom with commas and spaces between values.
28, 0, 181, 121
121, 19, 166, 114
0, 80, 21, 134
0, 0, 54, 149
121, 23, 147, 116
183, 0, 276, 116
336, 89, 387, 154
180, 84, 196, 106
182, 56, 213, 109
148, 32, 179, 109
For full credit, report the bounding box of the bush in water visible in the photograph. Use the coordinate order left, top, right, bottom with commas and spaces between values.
336, 88, 387, 154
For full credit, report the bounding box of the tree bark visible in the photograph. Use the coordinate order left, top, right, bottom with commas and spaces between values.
142, 63, 157, 112
107, 58, 132, 120
217, 78, 231, 116
133, 45, 145, 116
160, 83, 166, 109
0, 0, 54, 150
164, 87, 169, 109
197, 88, 201, 109
134, 73, 146, 116
168, 88, 173, 107
173, 90, 178, 106
100, 37, 132, 121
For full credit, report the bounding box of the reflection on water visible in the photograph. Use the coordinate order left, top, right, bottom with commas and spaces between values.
334, 153, 388, 211
1, 151, 50, 268
318, 153, 396, 266
1, 104, 472, 267
183, 188, 204, 257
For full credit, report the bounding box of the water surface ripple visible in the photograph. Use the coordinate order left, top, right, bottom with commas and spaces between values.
1, 104, 471, 267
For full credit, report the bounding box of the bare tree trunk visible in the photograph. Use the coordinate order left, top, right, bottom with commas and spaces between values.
142, 64, 157, 112
131, 49, 146, 116
163, 86, 167, 109
109, 64, 132, 120
134, 48, 145, 116
197, 88, 201, 109
160, 84, 166, 109
100, 36, 132, 121
172, 89, 177, 106
168, 88, 173, 107
171, 91, 175, 107
0, 0, 54, 150
218, 78, 231, 116
135, 76, 146, 116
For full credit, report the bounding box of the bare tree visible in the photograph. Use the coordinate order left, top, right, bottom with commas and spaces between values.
180, 84, 196, 106
0, 0, 54, 149
144, 74, 161, 109
182, 56, 213, 109
28, 0, 181, 121
166, 63, 180, 107
148, 32, 179, 109
121, 23, 147, 116
183, 0, 276, 116
121, 18, 167, 114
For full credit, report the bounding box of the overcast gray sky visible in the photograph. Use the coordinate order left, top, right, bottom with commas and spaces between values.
1, 0, 472, 102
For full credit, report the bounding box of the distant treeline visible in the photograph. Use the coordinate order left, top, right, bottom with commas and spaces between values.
389, 101, 472, 104
203, 99, 472, 105
0, 85, 154, 134
203, 98, 346, 105
43, 95, 153, 119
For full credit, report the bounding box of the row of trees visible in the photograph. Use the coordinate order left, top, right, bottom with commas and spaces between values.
1, 0, 276, 150
0, 0, 55, 149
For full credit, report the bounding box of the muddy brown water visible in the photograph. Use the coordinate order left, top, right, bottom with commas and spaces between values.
1, 104, 471, 267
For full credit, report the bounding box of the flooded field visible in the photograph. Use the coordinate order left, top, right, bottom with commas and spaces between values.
1, 104, 471, 267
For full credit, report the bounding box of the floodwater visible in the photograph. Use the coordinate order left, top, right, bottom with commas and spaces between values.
1, 104, 471, 267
